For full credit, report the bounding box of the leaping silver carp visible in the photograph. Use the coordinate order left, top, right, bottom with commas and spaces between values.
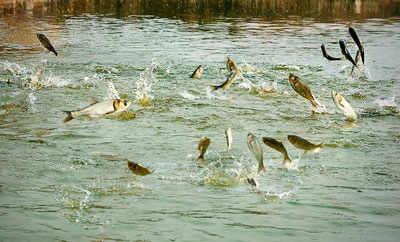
190, 65, 203, 79
339, 39, 358, 69
225, 128, 233, 153
63, 99, 131, 123
210, 71, 237, 91
37, 33, 59, 61
197, 136, 211, 164
321, 44, 345, 61
226, 57, 243, 78
262, 137, 291, 166
247, 133, 266, 174
349, 27, 365, 65
331, 90, 358, 122
288, 73, 322, 110
288, 135, 323, 155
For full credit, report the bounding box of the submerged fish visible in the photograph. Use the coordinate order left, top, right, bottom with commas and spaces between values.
321, 44, 345, 61
288, 73, 320, 109
63, 99, 131, 123
339, 39, 358, 69
246, 175, 259, 189
287, 135, 323, 155
127, 161, 153, 176
331, 90, 358, 122
349, 27, 365, 65
226, 57, 243, 78
37, 33, 59, 61
262, 137, 291, 166
197, 136, 211, 164
210, 71, 237, 91
225, 127, 233, 153
190, 65, 203, 79
247, 133, 266, 174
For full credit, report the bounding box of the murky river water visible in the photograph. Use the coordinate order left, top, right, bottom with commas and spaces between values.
1, 0, 400, 241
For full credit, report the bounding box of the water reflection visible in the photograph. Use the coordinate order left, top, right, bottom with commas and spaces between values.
1, 0, 400, 22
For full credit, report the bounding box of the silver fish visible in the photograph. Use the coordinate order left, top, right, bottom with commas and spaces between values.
63, 99, 131, 123
321, 44, 345, 61
349, 27, 365, 65
339, 39, 358, 69
190, 65, 203, 79
225, 127, 232, 153
262, 137, 291, 166
226, 57, 243, 78
288, 73, 321, 109
37, 33, 59, 61
210, 71, 236, 91
247, 133, 266, 174
288, 135, 323, 155
246, 175, 259, 189
331, 90, 358, 122
197, 136, 211, 164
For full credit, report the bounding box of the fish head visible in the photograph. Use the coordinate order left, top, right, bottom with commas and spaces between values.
331, 90, 343, 104
287, 135, 296, 145
288, 73, 298, 84
115, 99, 131, 111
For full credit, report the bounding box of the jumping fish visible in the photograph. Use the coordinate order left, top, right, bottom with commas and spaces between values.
63, 99, 131, 123
127, 161, 153, 176
247, 133, 266, 174
349, 27, 365, 65
225, 127, 233, 153
190, 65, 203, 79
331, 90, 358, 122
350, 50, 361, 76
288, 73, 321, 109
226, 57, 243, 78
287, 135, 323, 155
321, 44, 345, 61
197, 136, 211, 164
339, 39, 358, 69
262, 137, 291, 166
210, 71, 237, 91
37, 33, 59, 61
246, 175, 259, 189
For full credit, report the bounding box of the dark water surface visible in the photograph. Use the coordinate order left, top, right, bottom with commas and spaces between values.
1, 0, 400, 241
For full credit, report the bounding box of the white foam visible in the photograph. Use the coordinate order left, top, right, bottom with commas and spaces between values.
180, 90, 198, 100
107, 81, 120, 99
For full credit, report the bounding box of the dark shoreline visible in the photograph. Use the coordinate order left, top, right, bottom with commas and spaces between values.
1, 0, 400, 23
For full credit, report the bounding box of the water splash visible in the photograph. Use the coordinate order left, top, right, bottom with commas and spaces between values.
134, 60, 160, 106
107, 81, 120, 99
180, 90, 198, 100
206, 87, 228, 100
28, 93, 37, 112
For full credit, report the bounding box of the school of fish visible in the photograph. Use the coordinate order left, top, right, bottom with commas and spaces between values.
35, 27, 366, 189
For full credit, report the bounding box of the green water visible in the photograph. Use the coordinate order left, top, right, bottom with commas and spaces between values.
1, 1, 400, 241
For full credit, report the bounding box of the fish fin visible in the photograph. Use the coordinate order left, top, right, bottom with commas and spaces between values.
302, 150, 308, 156
63, 111, 73, 123
282, 156, 292, 166
312, 143, 323, 153
100, 110, 116, 119
90, 98, 98, 104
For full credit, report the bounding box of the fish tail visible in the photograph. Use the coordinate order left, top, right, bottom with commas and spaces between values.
282, 156, 292, 166
209, 85, 219, 91
257, 162, 266, 174
63, 111, 73, 123
313, 143, 323, 153
197, 156, 205, 165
